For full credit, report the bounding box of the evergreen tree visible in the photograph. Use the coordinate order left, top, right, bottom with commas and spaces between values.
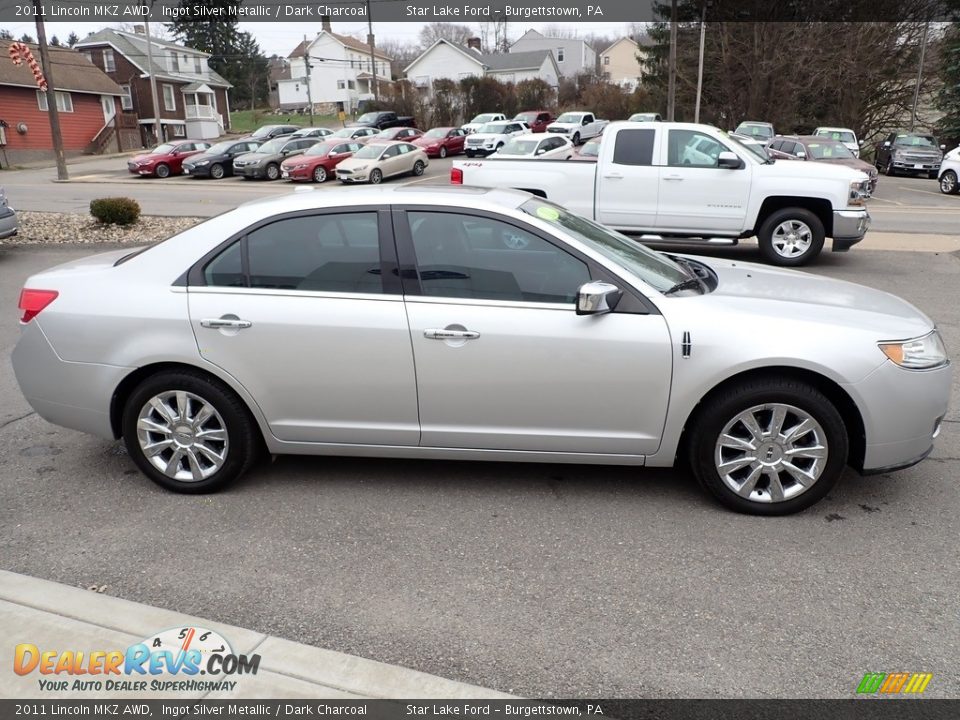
0, 29, 14, 40
67, 32, 80, 48
19, 33, 35, 43
50, 35, 61, 47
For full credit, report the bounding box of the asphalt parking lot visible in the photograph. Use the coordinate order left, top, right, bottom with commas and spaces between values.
1, 239, 958, 698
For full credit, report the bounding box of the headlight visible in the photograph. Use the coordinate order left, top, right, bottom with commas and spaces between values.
879, 330, 949, 370
893, 150, 905, 160
848, 179, 870, 206
195, 160, 209, 166
353, 165, 368, 171
292, 164, 307, 170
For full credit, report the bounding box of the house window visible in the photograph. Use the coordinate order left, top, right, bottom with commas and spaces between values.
603, 56, 610, 65
557, 48, 565, 62
337, 80, 346, 89
162, 84, 176, 111
103, 49, 115, 72
36, 90, 73, 113
348, 80, 356, 89
119, 84, 133, 110
194, 57, 201, 74
172, 124, 185, 137
82, 51, 92, 64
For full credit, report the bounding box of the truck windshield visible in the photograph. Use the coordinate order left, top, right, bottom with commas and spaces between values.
519, 198, 690, 293
724, 133, 768, 163
556, 113, 583, 123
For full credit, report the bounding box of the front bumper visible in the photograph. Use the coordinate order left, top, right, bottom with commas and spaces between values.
892, 159, 941, 172
281, 167, 312, 181
337, 171, 367, 183
127, 164, 155, 176
182, 164, 212, 177
0, 205, 18, 239
831, 208, 870, 251
233, 165, 265, 178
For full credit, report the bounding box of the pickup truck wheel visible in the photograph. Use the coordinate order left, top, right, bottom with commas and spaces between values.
927, 170, 938, 180
884, 158, 897, 176
757, 208, 824, 266
572, 132, 581, 145
940, 170, 958, 194
688, 378, 848, 515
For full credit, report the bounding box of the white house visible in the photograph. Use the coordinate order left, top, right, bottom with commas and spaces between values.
509, 30, 596, 79
600, 37, 644, 92
278, 21, 393, 113
403, 39, 560, 94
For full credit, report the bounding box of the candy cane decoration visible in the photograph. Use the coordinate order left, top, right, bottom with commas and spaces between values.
8, 41, 48, 92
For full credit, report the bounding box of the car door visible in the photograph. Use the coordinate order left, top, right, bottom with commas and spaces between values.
187, 208, 419, 445
378, 144, 402, 176
655, 128, 753, 233
595, 127, 660, 229
396, 208, 672, 455
448, 129, 465, 153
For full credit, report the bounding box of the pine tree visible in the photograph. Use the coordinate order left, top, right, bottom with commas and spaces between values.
166, 0, 242, 81
50, 35, 61, 47
19, 33, 35, 43
0, 29, 14, 40
67, 32, 80, 48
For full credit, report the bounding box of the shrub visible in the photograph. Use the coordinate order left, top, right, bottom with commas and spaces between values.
90, 197, 141, 226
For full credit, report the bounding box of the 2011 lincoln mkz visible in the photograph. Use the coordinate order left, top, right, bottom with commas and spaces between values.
11, 186, 951, 514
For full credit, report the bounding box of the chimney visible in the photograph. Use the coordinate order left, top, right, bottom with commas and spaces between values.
321, 15, 331, 32
133, 25, 145, 35
467, 37, 482, 52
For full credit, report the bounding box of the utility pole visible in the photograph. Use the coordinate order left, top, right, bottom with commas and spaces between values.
667, 0, 678, 122
910, 22, 930, 132
366, 0, 378, 100
694, 1, 708, 123
304, 35, 314, 125
33, 1, 68, 180
144, 16, 163, 145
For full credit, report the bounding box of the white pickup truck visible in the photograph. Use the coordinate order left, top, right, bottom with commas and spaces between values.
545, 111, 608, 146
451, 121, 872, 265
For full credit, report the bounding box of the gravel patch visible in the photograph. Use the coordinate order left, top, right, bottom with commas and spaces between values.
2, 212, 204, 246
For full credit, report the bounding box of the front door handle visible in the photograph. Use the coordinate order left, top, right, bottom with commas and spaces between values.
201, 317, 252, 330
602, 173, 624, 179
663, 174, 684, 181
424, 329, 480, 340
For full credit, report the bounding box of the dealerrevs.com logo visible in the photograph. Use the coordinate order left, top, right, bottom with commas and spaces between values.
14, 626, 260, 693
856, 672, 933, 695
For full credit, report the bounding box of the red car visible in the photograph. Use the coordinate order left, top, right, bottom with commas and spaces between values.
512, 110, 555, 133
412, 127, 467, 158
370, 126, 423, 143
280, 140, 363, 183
127, 140, 210, 178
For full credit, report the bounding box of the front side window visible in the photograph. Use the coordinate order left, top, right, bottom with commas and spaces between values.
407, 211, 590, 304
669, 130, 727, 167
204, 213, 383, 294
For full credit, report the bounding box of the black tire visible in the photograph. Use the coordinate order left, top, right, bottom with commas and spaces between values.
265, 163, 280, 181
369, 168, 383, 184
122, 370, 260, 494
757, 207, 825, 266
242, 175, 253, 180
572, 132, 581, 145
412, 160, 425, 176
465, 151, 475, 158
688, 378, 848, 516
884, 158, 897, 176
439, 146, 447, 158
927, 170, 938, 180
940, 170, 959, 195
155, 163, 170, 179
313, 166, 327, 183
210, 163, 225, 179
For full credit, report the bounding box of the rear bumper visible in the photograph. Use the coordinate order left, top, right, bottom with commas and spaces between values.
831, 208, 870, 251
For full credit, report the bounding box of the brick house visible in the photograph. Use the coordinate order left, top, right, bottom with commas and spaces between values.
0, 40, 125, 167
75, 27, 232, 146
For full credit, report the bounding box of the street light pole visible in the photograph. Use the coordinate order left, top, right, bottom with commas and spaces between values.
144, 17, 163, 145
667, 0, 678, 121
694, 2, 707, 123
910, 22, 930, 133
366, 0, 378, 101
32, 2, 68, 180
304, 35, 314, 125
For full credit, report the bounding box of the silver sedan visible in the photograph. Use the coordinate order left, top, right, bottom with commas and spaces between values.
11, 187, 952, 514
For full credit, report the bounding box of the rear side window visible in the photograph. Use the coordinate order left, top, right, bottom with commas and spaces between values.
612, 129, 655, 166
203, 213, 383, 294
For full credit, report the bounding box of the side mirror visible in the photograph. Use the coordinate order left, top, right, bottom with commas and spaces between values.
858, 139, 865, 146
796, 151, 806, 159
883, 141, 891, 148
535, 148, 545, 155
717, 151, 744, 169
940, 144, 946, 151
576, 281, 622, 316
582, 119, 590, 125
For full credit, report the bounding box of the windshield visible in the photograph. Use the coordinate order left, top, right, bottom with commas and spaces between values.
205, 141, 234, 155
250, 126, 278, 139
816, 129, 855, 143
580, 139, 601, 156
257, 138, 286, 154
331, 128, 356, 138
805, 140, 854, 160
556, 113, 582, 123
479, 123, 509, 134
151, 143, 176, 154
894, 135, 937, 147
356, 113, 381, 124
513, 113, 536, 121
424, 128, 448, 138
724, 132, 768, 163
500, 139, 540, 155
629, 114, 658, 122
735, 123, 774, 139
471, 114, 497, 123
520, 198, 689, 292
304, 142, 335, 157
351, 144, 384, 160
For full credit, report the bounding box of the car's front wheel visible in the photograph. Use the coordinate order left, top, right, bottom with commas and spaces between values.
265, 163, 280, 180
885, 158, 897, 176
940, 170, 959, 194
155, 163, 170, 179
572, 132, 581, 145
689, 378, 848, 515
412, 160, 425, 176
439, 146, 447, 158
369, 168, 383, 184
210, 163, 225, 179
757, 208, 825, 266
313, 166, 327, 183
122, 370, 260, 493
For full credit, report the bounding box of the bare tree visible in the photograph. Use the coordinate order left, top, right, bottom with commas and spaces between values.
419, 23, 475, 49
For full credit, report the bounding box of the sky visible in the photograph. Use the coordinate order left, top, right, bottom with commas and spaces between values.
3, 21, 639, 57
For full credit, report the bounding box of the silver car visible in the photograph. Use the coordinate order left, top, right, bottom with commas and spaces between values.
11, 187, 951, 515
0, 185, 18, 239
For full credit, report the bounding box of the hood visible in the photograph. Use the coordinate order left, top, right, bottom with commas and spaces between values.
547, 122, 578, 129
184, 151, 225, 164
235, 152, 276, 163
764, 157, 867, 182
697, 257, 933, 338
893, 145, 942, 157
337, 156, 377, 169
130, 153, 164, 163
468, 132, 510, 141
814, 157, 877, 175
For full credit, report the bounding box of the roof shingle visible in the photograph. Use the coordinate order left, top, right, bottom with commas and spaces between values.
0, 40, 122, 96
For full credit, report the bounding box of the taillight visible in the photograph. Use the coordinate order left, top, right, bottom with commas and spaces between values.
18, 289, 59, 323
451, 167, 463, 185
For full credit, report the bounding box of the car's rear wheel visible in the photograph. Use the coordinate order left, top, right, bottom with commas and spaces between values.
313, 166, 327, 183
209, 163, 225, 179
572, 132, 581, 145
265, 163, 280, 180
155, 163, 170, 179
757, 208, 825, 266
412, 160, 425, 176
122, 370, 259, 494
439, 146, 447, 158
688, 379, 848, 515
369, 168, 383, 184
940, 170, 959, 194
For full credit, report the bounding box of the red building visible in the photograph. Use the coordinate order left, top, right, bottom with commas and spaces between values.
0, 40, 127, 167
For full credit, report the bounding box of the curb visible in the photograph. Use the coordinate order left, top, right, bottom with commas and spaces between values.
0, 570, 514, 700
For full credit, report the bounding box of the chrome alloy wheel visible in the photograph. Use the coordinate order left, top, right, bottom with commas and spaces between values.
771, 220, 813, 259
714, 403, 827, 503
136, 391, 229, 482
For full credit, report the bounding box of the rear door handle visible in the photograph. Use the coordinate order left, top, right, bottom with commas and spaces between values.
201, 317, 252, 330
424, 329, 480, 340
663, 174, 684, 181
603, 173, 624, 179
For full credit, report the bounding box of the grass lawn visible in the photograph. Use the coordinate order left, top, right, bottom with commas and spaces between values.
229, 109, 345, 134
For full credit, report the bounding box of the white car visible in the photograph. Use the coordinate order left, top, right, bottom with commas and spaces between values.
938, 145, 960, 195
814, 127, 863, 158
495, 135, 574, 160
0, 185, 17, 239
464, 121, 531, 157
462, 113, 506, 135
546, 112, 608, 145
